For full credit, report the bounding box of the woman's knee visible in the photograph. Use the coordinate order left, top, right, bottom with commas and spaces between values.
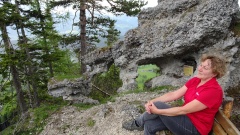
154, 101, 171, 109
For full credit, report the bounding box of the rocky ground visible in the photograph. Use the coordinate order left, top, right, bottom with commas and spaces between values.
39, 91, 240, 135
39, 91, 164, 135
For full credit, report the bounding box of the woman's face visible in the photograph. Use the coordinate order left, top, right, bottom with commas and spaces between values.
197, 59, 216, 81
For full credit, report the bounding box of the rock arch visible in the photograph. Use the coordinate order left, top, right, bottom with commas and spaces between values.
48, 0, 240, 99
82, 0, 240, 93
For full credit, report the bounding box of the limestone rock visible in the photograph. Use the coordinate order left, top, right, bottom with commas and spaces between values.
49, 0, 240, 99
82, 0, 240, 93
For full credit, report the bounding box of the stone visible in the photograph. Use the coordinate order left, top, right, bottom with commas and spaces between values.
48, 0, 240, 100
81, 0, 240, 93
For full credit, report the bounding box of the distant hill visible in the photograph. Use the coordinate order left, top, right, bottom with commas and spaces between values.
4, 15, 137, 49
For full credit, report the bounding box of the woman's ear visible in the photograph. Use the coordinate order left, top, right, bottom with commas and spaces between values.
212, 73, 217, 78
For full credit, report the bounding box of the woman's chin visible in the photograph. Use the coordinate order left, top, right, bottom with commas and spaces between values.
196, 75, 201, 79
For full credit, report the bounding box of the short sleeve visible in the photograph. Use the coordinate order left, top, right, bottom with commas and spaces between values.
196, 87, 223, 108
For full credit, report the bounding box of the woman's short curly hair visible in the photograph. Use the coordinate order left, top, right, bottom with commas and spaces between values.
200, 54, 227, 79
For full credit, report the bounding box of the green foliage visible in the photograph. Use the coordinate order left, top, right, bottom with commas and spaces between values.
72, 103, 95, 111
104, 20, 120, 46
171, 99, 184, 107
1, 97, 67, 135
146, 85, 176, 92
0, 91, 17, 126
90, 64, 122, 103
0, 88, 67, 135
31, 104, 59, 125
136, 64, 160, 90
87, 117, 95, 127
0, 100, 17, 119
52, 49, 81, 78
120, 85, 176, 97
38, 90, 67, 105
0, 1, 173, 134
52, 0, 146, 48
108, 0, 147, 16
86, 17, 120, 47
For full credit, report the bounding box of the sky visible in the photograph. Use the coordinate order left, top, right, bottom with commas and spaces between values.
53, 0, 158, 36
6, 0, 240, 41
5, 0, 158, 41
52, 0, 240, 37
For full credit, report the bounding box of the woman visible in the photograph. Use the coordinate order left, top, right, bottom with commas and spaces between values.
122, 54, 227, 135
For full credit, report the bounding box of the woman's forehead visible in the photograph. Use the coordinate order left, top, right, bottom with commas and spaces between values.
201, 59, 212, 67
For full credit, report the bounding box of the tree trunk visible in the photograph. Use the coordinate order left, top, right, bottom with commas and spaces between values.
0, 23, 28, 114
15, 0, 40, 108
80, 0, 87, 74
10, 66, 28, 113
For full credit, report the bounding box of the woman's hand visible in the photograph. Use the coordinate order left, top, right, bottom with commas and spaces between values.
145, 101, 152, 114
148, 101, 159, 114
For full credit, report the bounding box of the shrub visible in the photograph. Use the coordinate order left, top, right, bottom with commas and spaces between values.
90, 64, 122, 103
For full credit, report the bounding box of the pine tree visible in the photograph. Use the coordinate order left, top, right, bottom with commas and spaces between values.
105, 20, 120, 47
13, 0, 40, 108
51, 0, 147, 74
0, 2, 27, 114
0, 0, 67, 113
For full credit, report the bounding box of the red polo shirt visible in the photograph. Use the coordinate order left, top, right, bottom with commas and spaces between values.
184, 77, 223, 135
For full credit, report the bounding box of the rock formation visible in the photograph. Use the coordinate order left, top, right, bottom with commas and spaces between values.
48, 78, 99, 104
49, 0, 240, 100
83, 0, 240, 92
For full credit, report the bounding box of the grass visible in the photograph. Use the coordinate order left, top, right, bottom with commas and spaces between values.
72, 103, 95, 111
87, 117, 95, 127
48, 74, 82, 85
0, 96, 68, 135
136, 64, 160, 90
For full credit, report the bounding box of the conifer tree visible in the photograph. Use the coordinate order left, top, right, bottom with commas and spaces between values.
13, 0, 40, 108
0, 0, 65, 113
51, 0, 147, 74
105, 20, 120, 46
0, 2, 27, 114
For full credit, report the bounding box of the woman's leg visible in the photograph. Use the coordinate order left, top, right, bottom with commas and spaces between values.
143, 117, 168, 135
135, 102, 170, 135
136, 101, 200, 135
158, 114, 200, 135
135, 101, 170, 127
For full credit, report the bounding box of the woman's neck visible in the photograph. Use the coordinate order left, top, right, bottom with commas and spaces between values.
198, 78, 212, 87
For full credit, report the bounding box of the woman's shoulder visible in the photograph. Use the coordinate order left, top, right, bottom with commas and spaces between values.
187, 77, 200, 83
185, 77, 200, 87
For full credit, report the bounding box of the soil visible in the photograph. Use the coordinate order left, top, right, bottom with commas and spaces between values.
39, 91, 240, 135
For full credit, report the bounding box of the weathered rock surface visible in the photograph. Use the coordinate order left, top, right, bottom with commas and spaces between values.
82, 0, 240, 93
43, 1, 240, 134
48, 78, 98, 104
48, 0, 240, 101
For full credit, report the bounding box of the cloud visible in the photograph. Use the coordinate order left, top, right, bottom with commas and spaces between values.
8, 0, 158, 40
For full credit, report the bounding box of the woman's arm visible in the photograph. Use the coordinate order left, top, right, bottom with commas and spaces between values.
145, 85, 188, 113
150, 85, 188, 103
149, 99, 207, 116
